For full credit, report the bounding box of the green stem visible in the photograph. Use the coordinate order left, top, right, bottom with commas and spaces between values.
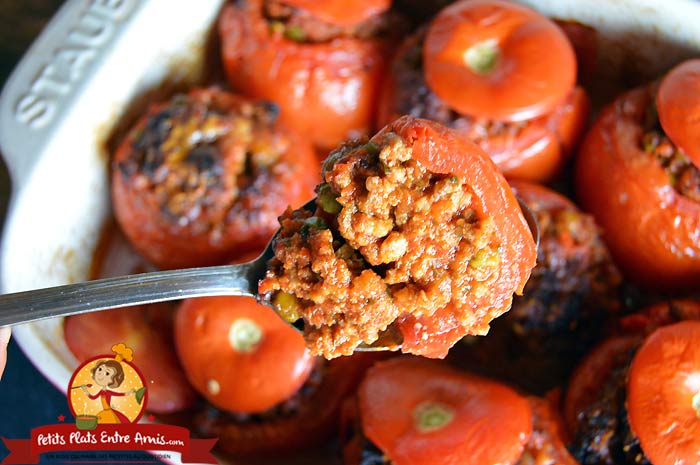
464, 39, 500, 75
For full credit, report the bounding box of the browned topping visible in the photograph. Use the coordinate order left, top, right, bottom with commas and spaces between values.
116, 91, 288, 233
259, 132, 501, 358
264, 0, 403, 43
569, 353, 650, 465
509, 204, 620, 338
642, 104, 700, 202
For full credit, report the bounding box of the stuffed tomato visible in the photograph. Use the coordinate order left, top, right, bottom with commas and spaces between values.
574, 66, 700, 291
259, 116, 537, 359
455, 181, 621, 394
378, 0, 589, 182
112, 87, 318, 269
219, 0, 404, 150
175, 292, 379, 456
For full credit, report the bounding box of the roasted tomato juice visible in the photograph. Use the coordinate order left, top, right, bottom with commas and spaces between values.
60, 0, 700, 463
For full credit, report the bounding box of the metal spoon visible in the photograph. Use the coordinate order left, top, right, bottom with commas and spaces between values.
0, 198, 539, 350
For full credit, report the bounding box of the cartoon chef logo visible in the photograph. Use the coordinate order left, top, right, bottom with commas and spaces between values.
67, 343, 147, 430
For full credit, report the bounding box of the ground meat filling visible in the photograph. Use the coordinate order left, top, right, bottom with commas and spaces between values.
389, 30, 533, 143
194, 360, 326, 434
642, 103, 700, 202
259, 132, 501, 358
263, 0, 402, 42
509, 204, 620, 339
116, 92, 288, 235
569, 350, 649, 465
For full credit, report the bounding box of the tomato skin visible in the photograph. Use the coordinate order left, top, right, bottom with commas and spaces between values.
358, 357, 532, 465
657, 59, 700, 167
199, 352, 384, 456
174, 295, 314, 414
627, 321, 700, 465
380, 117, 536, 357
112, 88, 318, 270
280, 0, 390, 27
64, 305, 197, 415
377, 26, 590, 182
574, 83, 700, 291
423, 0, 576, 122
219, 0, 391, 150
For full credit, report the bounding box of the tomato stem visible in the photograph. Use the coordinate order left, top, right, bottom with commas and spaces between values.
413, 402, 455, 432
464, 39, 499, 75
228, 318, 263, 353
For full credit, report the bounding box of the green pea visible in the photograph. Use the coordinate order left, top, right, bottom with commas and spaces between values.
318, 184, 342, 214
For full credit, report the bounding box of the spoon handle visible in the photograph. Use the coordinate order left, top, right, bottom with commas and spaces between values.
0, 263, 258, 326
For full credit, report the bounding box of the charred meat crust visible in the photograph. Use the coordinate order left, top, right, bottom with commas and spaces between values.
568, 351, 649, 465
509, 201, 620, 338
455, 188, 621, 394
115, 91, 287, 233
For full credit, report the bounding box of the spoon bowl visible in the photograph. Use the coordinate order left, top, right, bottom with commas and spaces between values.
0, 197, 538, 352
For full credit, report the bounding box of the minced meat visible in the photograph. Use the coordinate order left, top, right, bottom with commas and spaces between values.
641, 103, 700, 202
258, 117, 534, 358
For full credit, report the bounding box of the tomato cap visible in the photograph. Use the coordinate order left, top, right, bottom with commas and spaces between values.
175, 295, 315, 413
358, 357, 532, 465
628, 320, 700, 465
423, 0, 576, 121
657, 59, 700, 168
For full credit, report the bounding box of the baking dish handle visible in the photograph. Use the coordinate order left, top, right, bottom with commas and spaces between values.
0, 0, 143, 188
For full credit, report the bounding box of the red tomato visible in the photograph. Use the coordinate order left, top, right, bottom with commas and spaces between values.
280, 0, 390, 26
111, 87, 318, 269
358, 357, 532, 465
219, 0, 391, 150
378, 26, 589, 182
423, 0, 576, 121
657, 59, 700, 167
574, 83, 700, 291
64, 305, 196, 414
627, 321, 700, 465
174, 295, 314, 413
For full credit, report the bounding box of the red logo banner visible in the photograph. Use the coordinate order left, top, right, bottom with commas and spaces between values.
1, 423, 217, 464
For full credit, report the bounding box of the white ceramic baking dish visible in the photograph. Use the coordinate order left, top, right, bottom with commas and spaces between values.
1, 0, 699, 463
